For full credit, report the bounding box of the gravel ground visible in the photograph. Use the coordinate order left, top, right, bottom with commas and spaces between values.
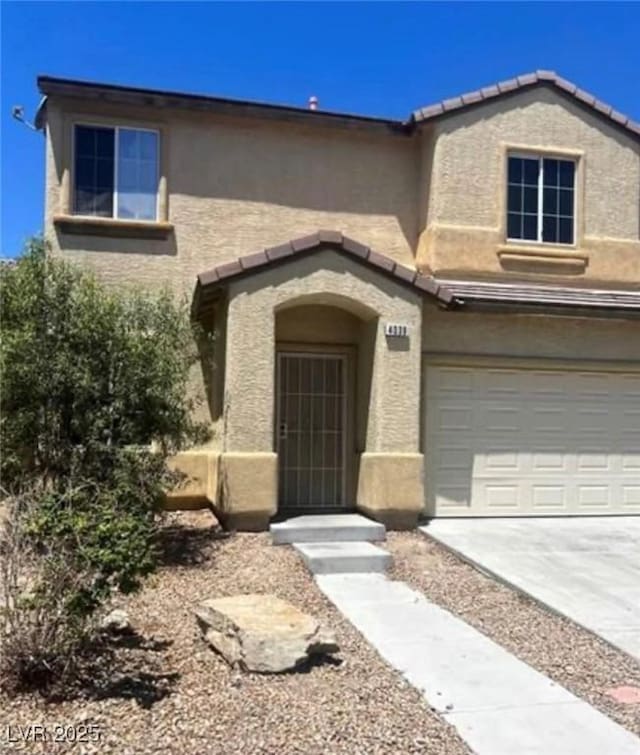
387, 530, 640, 736
0, 513, 468, 755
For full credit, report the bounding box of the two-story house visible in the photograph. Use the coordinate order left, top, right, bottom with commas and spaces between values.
36, 70, 640, 530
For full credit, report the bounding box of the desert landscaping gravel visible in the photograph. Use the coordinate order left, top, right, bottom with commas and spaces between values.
0, 513, 469, 755
387, 530, 640, 737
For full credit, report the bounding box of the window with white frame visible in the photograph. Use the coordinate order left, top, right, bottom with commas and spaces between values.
507, 154, 576, 245
73, 125, 159, 221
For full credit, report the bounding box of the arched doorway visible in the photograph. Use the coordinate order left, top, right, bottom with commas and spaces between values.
275, 300, 375, 512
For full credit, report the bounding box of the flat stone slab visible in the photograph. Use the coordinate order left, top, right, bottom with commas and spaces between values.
271, 514, 385, 545
194, 594, 338, 673
422, 517, 640, 661
317, 573, 640, 755
294, 541, 391, 574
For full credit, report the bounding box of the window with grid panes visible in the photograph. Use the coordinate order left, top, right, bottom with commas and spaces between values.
507, 155, 575, 245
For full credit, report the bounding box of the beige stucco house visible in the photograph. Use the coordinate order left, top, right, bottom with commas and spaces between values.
36, 70, 640, 530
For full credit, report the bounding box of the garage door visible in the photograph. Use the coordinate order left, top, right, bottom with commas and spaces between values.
425, 363, 640, 517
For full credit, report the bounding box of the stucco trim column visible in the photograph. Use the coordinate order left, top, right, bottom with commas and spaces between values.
217, 452, 278, 531
355, 304, 425, 529
357, 452, 424, 529
217, 287, 278, 530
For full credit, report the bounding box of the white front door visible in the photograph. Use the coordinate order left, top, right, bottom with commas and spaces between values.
277, 352, 347, 510
425, 363, 640, 516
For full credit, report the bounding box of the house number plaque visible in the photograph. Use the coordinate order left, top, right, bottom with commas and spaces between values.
384, 323, 409, 337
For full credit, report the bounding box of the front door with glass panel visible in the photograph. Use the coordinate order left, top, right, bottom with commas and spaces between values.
277, 353, 347, 510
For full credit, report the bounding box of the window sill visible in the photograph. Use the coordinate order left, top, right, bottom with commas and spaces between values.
53, 215, 174, 240
498, 243, 588, 262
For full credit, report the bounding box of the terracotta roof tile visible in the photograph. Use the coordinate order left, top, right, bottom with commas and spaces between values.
367, 250, 395, 272
392, 265, 417, 284
265, 242, 294, 261
412, 70, 640, 140
516, 72, 539, 86
573, 88, 596, 106
318, 229, 343, 244
214, 260, 242, 280
442, 96, 464, 111
240, 251, 268, 270
553, 77, 577, 94
419, 103, 445, 119
341, 236, 370, 259
593, 99, 612, 116
480, 85, 500, 98
291, 233, 320, 252
460, 90, 484, 105
439, 279, 640, 314
195, 231, 454, 308
609, 110, 629, 126
497, 78, 519, 93
39, 71, 640, 142
414, 275, 440, 296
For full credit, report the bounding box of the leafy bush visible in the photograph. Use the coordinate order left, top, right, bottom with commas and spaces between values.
0, 238, 210, 691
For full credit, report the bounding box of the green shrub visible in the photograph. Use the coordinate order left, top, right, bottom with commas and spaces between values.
0, 238, 210, 690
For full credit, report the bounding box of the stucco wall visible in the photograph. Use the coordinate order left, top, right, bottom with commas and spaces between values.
44, 97, 419, 296
224, 249, 423, 453
423, 302, 640, 362
276, 304, 361, 345
45, 87, 639, 290
418, 86, 640, 284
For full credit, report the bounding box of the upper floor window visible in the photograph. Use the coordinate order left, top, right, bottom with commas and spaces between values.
507, 155, 576, 245
73, 125, 159, 221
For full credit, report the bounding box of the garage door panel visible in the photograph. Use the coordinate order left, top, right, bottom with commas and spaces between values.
531, 485, 567, 509
619, 410, 640, 433
622, 452, 640, 471
425, 363, 640, 517
578, 485, 611, 507
623, 487, 640, 508
435, 405, 474, 431
529, 405, 571, 434
479, 405, 524, 433
620, 375, 640, 397
532, 448, 570, 472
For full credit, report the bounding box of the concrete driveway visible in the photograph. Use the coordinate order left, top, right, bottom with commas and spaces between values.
421, 517, 640, 662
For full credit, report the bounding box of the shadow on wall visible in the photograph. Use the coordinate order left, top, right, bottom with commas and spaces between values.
167, 120, 421, 253
54, 229, 178, 257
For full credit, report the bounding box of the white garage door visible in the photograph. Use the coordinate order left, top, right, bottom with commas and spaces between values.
425, 363, 640, 517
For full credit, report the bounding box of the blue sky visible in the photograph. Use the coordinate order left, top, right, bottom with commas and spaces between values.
1, 1, 639, 257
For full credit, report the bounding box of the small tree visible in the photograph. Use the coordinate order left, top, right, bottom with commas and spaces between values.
0, 238, 209, 690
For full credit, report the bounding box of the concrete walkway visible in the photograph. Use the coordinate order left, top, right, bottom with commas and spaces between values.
318, 573, 640, 755
423, 517, 640, 662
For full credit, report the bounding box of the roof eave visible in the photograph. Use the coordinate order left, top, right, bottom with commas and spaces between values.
411, 71, 640, 142
452, 297, 640, 320
192, 231, 456, 319
36, 75, 411, 136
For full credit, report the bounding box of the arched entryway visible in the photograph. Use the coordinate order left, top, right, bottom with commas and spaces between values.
274, 299, 376, 513
191, 231, 450, 530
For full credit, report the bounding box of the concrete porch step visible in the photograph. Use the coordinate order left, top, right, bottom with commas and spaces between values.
270, 513, 386, 545
293, 541, 392, 575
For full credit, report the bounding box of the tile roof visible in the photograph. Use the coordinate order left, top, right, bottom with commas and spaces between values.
194, 231, 456, 312
194, 234, 640, 319
37, 71, 640, 140
412, 70, 640, 139
438, 278, 640, 315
